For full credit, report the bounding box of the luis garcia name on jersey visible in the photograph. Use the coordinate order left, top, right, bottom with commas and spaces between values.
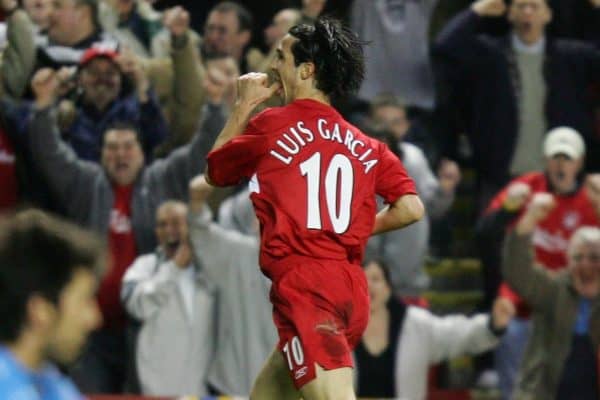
269, 119, 379, 174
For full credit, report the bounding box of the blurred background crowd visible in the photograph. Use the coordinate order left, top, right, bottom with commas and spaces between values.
0, 0, 599, 399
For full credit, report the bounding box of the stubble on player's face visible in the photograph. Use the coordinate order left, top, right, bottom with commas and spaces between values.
271, 34, 299, 104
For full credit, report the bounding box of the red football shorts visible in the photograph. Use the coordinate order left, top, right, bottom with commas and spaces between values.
269, 256, 369, 389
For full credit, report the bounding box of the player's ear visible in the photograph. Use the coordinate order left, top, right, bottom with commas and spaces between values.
300, 62, 315, 80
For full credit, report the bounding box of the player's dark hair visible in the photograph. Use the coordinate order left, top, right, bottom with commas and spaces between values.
288, 17, 366, 99
0, 210, 104, 343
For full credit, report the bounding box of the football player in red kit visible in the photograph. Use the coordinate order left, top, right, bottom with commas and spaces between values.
205, 18, 424, 400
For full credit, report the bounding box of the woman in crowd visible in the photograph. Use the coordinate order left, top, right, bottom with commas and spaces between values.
356, 259, 514, 400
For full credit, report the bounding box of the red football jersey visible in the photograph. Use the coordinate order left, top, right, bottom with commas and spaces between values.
207, 99, 417, 280
486, 172, 600, 316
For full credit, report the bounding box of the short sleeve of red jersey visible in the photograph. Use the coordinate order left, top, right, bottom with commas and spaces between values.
486, 187, 509, 214
375, 143, 417, 204
206, 117, 268, 186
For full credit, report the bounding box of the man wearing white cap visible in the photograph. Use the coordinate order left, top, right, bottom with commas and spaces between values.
477, 126, 600, 399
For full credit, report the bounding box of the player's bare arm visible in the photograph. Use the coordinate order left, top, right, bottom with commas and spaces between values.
205, 73, 280, 185
372, 194, 425, 235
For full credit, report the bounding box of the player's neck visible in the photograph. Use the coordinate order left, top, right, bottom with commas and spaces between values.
293, 86, 330, 106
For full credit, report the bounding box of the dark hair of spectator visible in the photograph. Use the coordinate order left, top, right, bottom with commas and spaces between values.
0, 210, 104, 343
362, 122, 403, 160
369, 93, 407, 117
362, 258, 393, 288
213, 1, 254, 32
76, 0, 101, 31
288, 17, 366, 99
101, 121, 145, 149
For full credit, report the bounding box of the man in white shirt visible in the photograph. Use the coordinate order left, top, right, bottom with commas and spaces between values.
121, 200, 216, 396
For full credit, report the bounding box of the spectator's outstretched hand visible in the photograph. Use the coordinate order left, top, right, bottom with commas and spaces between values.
189, 175, 214, 212
173, 240, 192, 269
55, 67, 77, 97
203, 65, 229, 105
437, 159, 461, 194
164, 6, 190, 38
526, 192, 556, 221
516, 192, 556, 234
236, 72, 281, 111
491, 297, 515, 331
117, 48, 150, 103
32, 68, 59, 109
472, 0, 507, 17
586, 174, 600, 213
503, 182, 531, 212
0, 0, 17, 13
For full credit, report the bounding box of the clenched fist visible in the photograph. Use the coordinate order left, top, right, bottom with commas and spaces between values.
116, 48, 150, 102
203, 66, 229, 105
586, 174, 600, 213
189, 174, 214, 213
491, 297, 515, 331
173, 241, 192, 269
163, 6, 190, 38
31, 68, 59, 109
236, 72, 281, 110
472, 0, 507, 17
0, 0, 17, 13
527, 192, 556, 220
503, 182, 531, 212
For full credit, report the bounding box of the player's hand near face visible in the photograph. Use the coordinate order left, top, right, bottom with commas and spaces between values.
236, 72, 281, 111
205, 73, 281, 183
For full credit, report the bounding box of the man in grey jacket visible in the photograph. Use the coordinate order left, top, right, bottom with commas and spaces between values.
503, 192, 600, 400
365, 115, 461, 296
188, 175, 277, 396
28, 67, 224, 393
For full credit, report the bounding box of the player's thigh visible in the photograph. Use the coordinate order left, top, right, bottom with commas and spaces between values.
250, 347, 299, 400
299, 364, 356, 400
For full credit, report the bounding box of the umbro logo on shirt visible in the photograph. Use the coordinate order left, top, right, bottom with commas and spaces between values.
295, 366, 308, 380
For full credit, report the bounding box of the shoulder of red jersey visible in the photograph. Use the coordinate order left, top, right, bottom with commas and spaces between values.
512, 171, 548, 190
250, 106, 279, 123
251, 106, 290, 123
247, 105, 297, 134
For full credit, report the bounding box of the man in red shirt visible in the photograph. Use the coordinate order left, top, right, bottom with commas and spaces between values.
206, 17, 424, 400
477, 126, 600, 398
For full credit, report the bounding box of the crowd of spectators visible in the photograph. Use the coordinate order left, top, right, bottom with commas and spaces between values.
0, 0, 598, 399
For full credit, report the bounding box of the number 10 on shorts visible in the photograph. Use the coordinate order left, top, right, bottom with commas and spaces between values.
283, 336, 305, 371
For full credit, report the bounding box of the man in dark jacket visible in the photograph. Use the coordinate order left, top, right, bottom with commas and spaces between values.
434, 0, 600, 209
27, 66, 225, 394
61, 46, 168, 162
